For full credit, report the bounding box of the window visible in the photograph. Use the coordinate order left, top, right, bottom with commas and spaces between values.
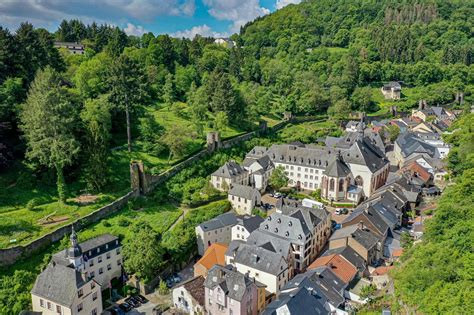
106, 244, 109, 250
89, 259, 94, 267
237, 234, 240, 238
116, 248, 121, 255
92, 292, 98, 301
40, 299, 44, 307
77, 303, 83, 312
56, 305, 62, 313
91, 282, 95, 289
297, 167, 301, 171
99, 267, 103, 274
91, 308, 97, 315
106, 253, 111, 259
98, 256, 102, 263
90, 271, 95, 278
339, 179, 344, 191
78, 289, 84, 298
107, 264, 112, 271
117, 259, 122, 266
329, 178, 335, 191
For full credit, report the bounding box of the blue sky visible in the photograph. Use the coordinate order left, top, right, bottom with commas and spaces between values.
0, 0, 302, 37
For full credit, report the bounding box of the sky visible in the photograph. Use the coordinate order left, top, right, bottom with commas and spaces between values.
0, 0, 302, 38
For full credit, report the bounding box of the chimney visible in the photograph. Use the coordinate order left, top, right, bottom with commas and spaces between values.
358, 221, 364, 230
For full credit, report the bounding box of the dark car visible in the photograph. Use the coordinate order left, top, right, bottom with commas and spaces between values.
125, 296, 140, 308
136, 294, 148, 304
118, 303, 132, 312
110, 306, 125, 315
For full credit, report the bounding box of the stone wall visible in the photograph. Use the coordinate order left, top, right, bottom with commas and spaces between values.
0, 190, 137, 266
0, 116, 302, 267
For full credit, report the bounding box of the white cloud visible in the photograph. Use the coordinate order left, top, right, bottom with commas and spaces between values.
0, 0, 195, 31
124, 23, 147, 36
276, 0, 301, 10
171, 24, 227, 38
203, 0, 270, 33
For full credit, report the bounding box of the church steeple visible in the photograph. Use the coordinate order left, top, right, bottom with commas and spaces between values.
357, 116, 364, 140
67, 226, 83, 268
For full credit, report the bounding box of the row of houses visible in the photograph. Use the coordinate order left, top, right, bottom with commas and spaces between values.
177, 107, 454, 314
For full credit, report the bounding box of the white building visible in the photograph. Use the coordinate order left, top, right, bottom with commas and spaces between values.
195, 212, 238, 256
231, 215, 264, 242
31, 230, 122, 315
172, 276, 205, 315
243, 151, 274, 191
228, 184, 262, 215
54, 42, 85, 54
210, 161, 249, 191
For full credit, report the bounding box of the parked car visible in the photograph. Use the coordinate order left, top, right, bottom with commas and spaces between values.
125, 296, 140, 308
136, 294, 148, 304
172, 273, 182, 283
118, 303, 132, 312
335, 208, 349, 215
273, 192, 282, 198
109, 307, 125, 315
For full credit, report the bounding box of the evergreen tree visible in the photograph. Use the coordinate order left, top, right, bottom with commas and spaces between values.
19, 67, 79, 202
108, 54, 147, 152
162, 72, 175, 106
80, 95, 111, 192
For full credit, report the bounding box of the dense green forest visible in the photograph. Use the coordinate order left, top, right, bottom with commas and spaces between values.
0, 0, 473, 313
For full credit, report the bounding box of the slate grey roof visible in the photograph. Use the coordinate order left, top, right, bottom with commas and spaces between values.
204, 265, 254, 302
53, 234, 120, 265
246, 146, 269, 159
282, 267, 345, 308
31, 262, 90, 307
330, 225, 358, 241
324, 157, 351, 177
233, 243, 287, 276
345, 138, 388, 172
229, 184, 260, 200
396, 133, 436, 159
342, 205, 389, 236
236, 215, 264, 233
259, 205, 329, 245
246, 230, 292, 258
383, 81, 401, 90
265, 136, 388, 174
353, 228, 380, 250
263, 286, 330, 315
212, 161, 247, 178
198, 212, 238, 232
346, 120, 364, 130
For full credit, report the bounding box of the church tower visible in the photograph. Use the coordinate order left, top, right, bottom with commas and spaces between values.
67, 226, 83, 270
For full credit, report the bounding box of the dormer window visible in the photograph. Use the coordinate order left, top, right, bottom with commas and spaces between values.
288, 222, 292, 227
285, 231, 289, 237
265, 225, 268, 229
277, 218, 281, 223
274, 228, 278, 233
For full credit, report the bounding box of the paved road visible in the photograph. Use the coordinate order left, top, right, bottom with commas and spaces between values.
126, 301, 156, 315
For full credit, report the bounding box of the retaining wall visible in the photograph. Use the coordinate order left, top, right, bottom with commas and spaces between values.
0, 190, 137, 266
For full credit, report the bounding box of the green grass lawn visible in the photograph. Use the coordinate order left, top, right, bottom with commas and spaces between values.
78, 200, 183, 241
369, 86, 432, 117
276, 119, 340, 143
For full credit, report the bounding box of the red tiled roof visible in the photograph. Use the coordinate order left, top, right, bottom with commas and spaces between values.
403, 161, 432, 183
195, 243, 228, 271
372, 266, 394, 276
392, 249, 403, 257
308, 254, 357, 283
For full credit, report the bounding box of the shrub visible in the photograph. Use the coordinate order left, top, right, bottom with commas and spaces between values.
102, 220, 111, 227
26, 198, 39, 211
118, 218, 130, 227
